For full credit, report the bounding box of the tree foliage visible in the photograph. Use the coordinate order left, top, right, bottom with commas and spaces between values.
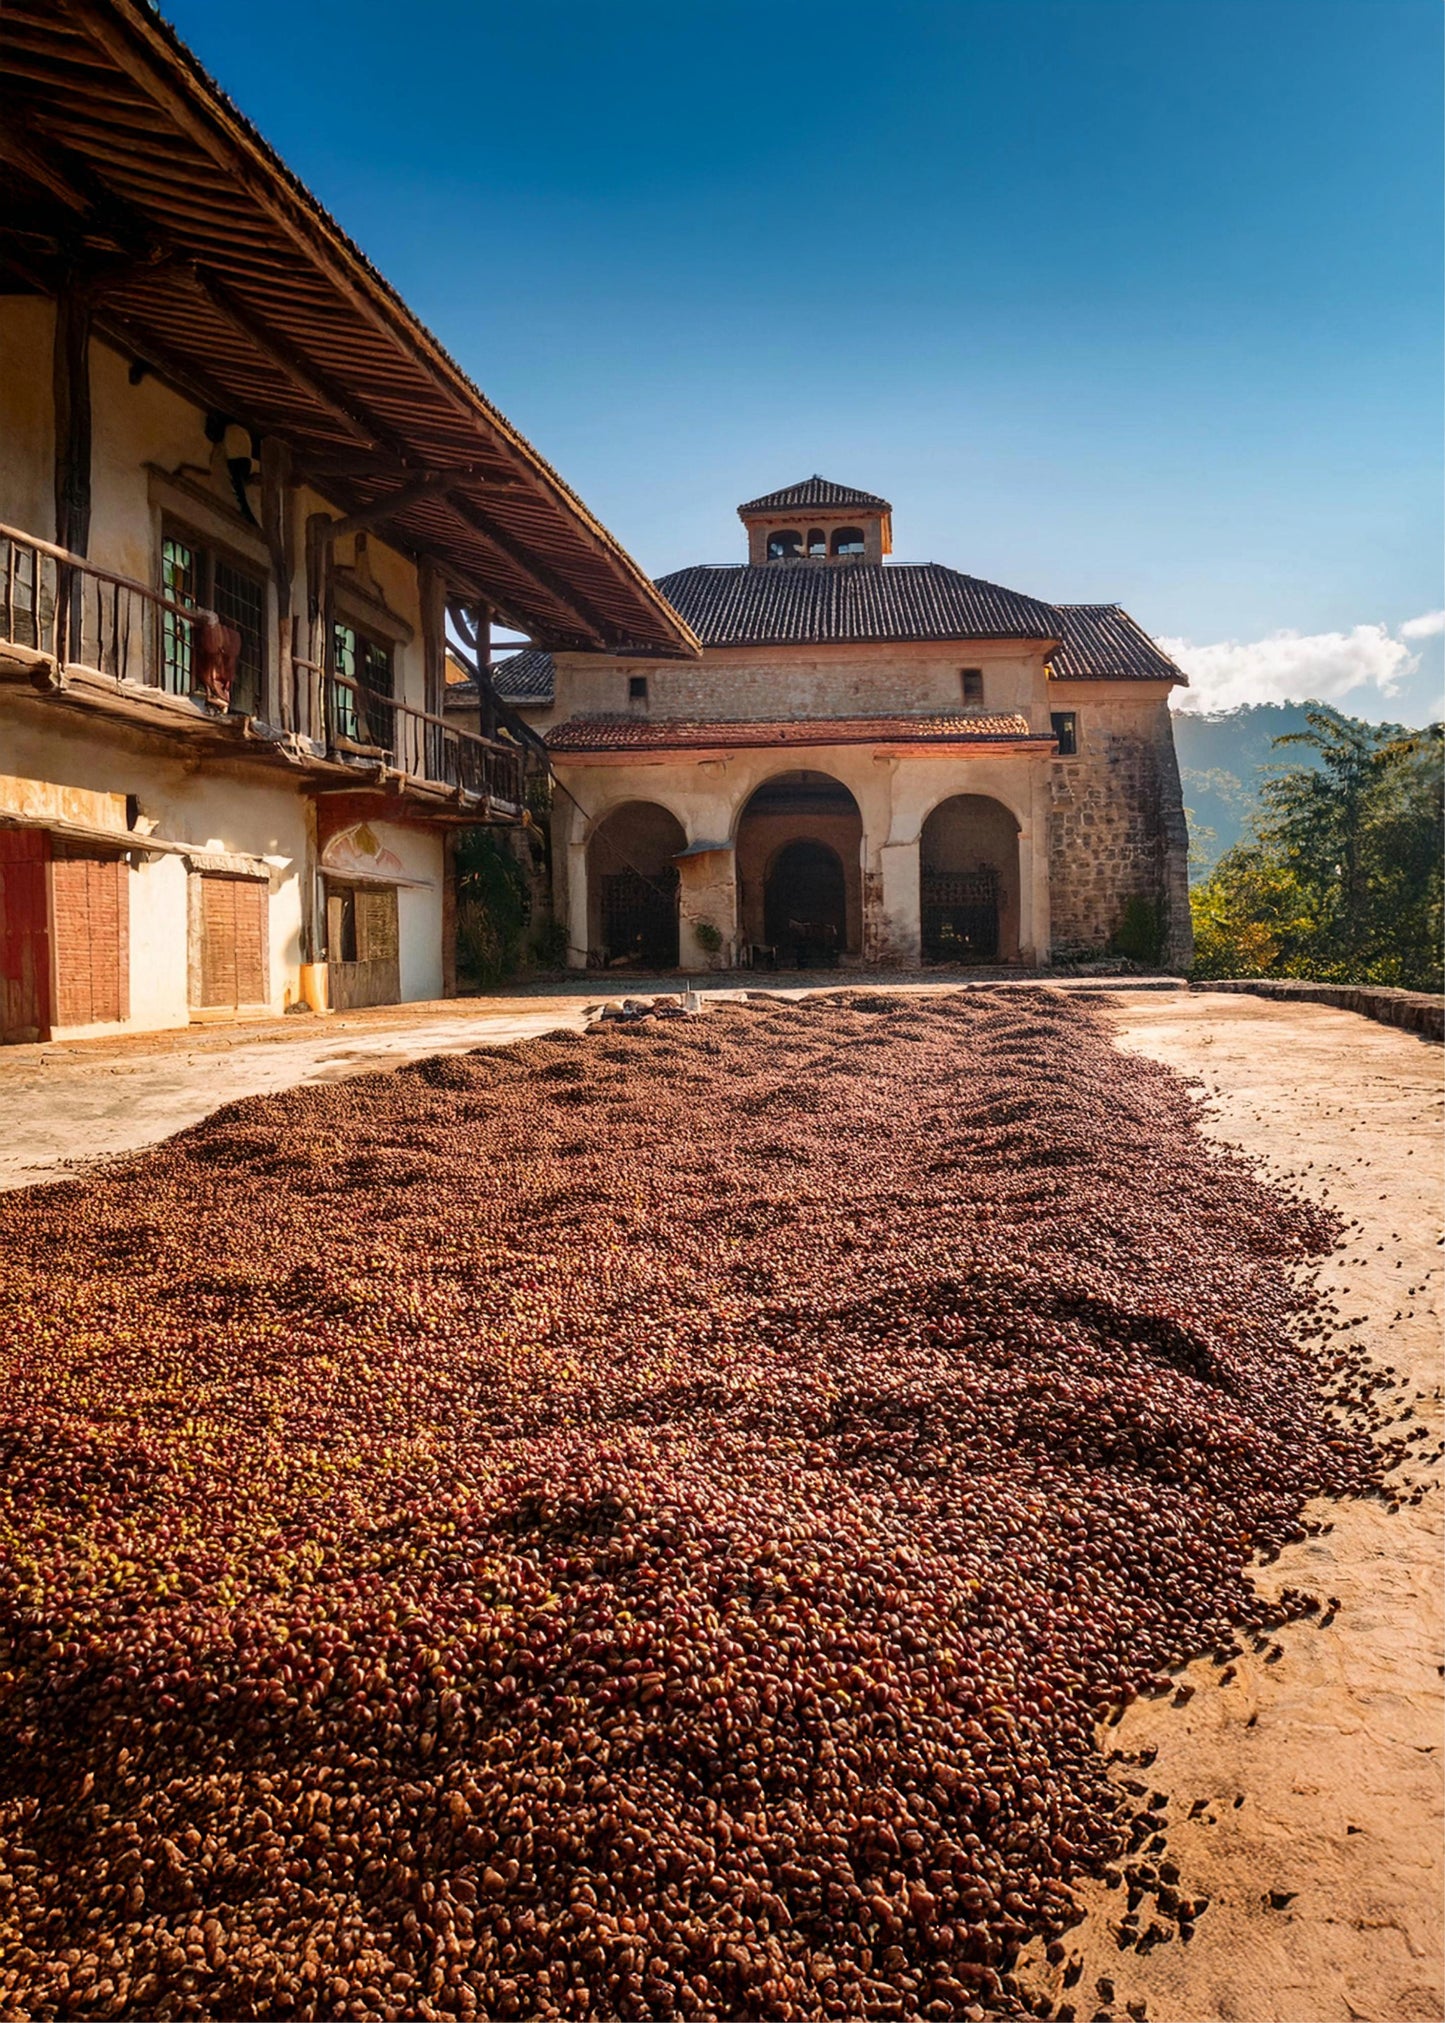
1190, 706, 1443, 992
455, 827, 531, 986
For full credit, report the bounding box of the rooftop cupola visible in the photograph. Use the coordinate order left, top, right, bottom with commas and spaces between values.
737, 476, 893, 566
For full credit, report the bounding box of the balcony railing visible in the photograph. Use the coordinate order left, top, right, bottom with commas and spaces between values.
1, 522, 524, 811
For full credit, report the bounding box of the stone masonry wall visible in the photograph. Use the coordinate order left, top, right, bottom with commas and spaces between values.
1046, 687, 1192, 969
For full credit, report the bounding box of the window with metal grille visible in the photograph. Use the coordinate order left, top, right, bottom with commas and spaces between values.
1051, 710, 1078, 756
961, 668, 984, 706
160, 526, 266, 713
332, 622, 394, 751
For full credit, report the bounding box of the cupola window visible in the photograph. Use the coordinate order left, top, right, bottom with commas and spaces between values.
766, 530, 803, 561
807, 529, 827, 556
830, 527, 865, 556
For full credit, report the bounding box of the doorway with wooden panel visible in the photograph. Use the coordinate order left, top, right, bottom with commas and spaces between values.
325, 880, 400, 1009
191, 870, 269, 1015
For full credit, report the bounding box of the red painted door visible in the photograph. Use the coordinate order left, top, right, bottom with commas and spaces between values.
0, 829, 52, 1043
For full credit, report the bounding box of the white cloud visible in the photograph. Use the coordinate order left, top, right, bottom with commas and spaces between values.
1163, 622, 1421, 715
1400, 609, 1445, 640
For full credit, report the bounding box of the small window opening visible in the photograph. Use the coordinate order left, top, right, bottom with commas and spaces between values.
766, 530, 803, 561
961, 668, 984, 707
628, 674, 649, 703
830, 527, 866, 556
1051, 710, 1078, 756
807, 528, 827, 556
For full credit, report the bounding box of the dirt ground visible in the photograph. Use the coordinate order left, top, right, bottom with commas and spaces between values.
1010, 992, 1443, 2023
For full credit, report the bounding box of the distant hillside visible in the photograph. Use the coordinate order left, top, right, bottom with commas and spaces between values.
1172, 701, 1420, 881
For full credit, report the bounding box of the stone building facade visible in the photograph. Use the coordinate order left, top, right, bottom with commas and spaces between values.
449, 478, 1192, 973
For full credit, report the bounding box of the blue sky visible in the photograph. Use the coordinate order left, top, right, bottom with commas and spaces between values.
169, 0, 1442, 720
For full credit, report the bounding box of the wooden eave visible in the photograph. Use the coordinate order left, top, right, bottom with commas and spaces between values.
0, 0, 699, 662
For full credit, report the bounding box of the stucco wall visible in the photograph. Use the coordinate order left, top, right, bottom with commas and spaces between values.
0, 305, 430, 719
553, 743, 1053, 972
2, 695, 309, 1034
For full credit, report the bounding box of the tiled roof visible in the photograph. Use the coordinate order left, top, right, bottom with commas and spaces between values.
547, 713, 1047, 754
654, 563, 1062, 648
737, 477, 893, 515
1051, 604, 1186, 685
443, 592, 1186, 705
444, 649, 557, 707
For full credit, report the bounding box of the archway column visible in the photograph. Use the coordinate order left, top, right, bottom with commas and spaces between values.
554, 790, 590, 971
876, 838, 922, 966
677, 847, 738, 972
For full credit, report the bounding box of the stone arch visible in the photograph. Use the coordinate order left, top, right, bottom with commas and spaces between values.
918, 793, 1021, 963
586, 800, 686, 969
735, 770, 862, 966
766, 529, 803, 561
830, 526, 866, 556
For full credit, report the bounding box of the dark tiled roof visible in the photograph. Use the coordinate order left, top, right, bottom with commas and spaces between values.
444, 648, 557, 707
1051, 604, 1186, 685
654, 563, 1061, 648
737, 476, 892, 515
443, 591, 1185, 705
547, 713, 1047, 754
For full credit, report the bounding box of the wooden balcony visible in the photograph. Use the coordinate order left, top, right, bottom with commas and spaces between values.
0, 523, 524, 819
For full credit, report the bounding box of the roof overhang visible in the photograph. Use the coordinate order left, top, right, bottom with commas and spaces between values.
0, 0, 699, 662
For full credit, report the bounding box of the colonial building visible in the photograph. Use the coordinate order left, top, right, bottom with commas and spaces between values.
450, 477, 1192, 972
0, 0, 694, 1043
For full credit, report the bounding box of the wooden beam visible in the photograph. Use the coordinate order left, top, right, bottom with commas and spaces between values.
440, 488, 626, 653
259, 435, 294, 730
321, 470, 486, 546
52, 280, 92, 558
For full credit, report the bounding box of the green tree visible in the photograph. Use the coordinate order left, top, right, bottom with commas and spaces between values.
455, 828, 530, 986
1191, 707, 1442, 991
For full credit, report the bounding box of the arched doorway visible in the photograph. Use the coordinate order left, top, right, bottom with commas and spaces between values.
586, 802, 685, 969
919, 794, 1021, 964
765, 839, 847, 966
735, 771, 862, 967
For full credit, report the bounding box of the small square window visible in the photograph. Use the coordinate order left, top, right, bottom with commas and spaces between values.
628, 674, 648, 702
1051, 710, 1078, 756
961, 668, 984, 706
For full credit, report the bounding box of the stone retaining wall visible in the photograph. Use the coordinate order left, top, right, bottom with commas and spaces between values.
1204, 978, 1444, 1042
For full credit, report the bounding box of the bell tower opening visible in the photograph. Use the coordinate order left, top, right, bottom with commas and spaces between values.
737, 477, 893, 567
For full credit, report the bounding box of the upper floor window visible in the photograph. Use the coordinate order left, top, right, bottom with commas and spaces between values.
628, 674, 649, 703
830, 527, 866, 556
960, 668, 984, 707
332, 620, 394, 750
807, 528, 827, 556
160, 525, 265, 715
1051, 710, 1079, 756
766, 530, 803, 561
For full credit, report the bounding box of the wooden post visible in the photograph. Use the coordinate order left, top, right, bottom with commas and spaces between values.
420, 560, 446, 781
52, 283, 93, 662
52, 284, 92, 555
259, 437, 294, 729
305, 510, 332, 740
471, 601, 496, 740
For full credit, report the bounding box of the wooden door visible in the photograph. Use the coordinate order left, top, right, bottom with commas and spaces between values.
326, 881, 400, 1009
0, 829, 51, 1043
51, 843, 129, 1027
195, 872, 269, 1011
